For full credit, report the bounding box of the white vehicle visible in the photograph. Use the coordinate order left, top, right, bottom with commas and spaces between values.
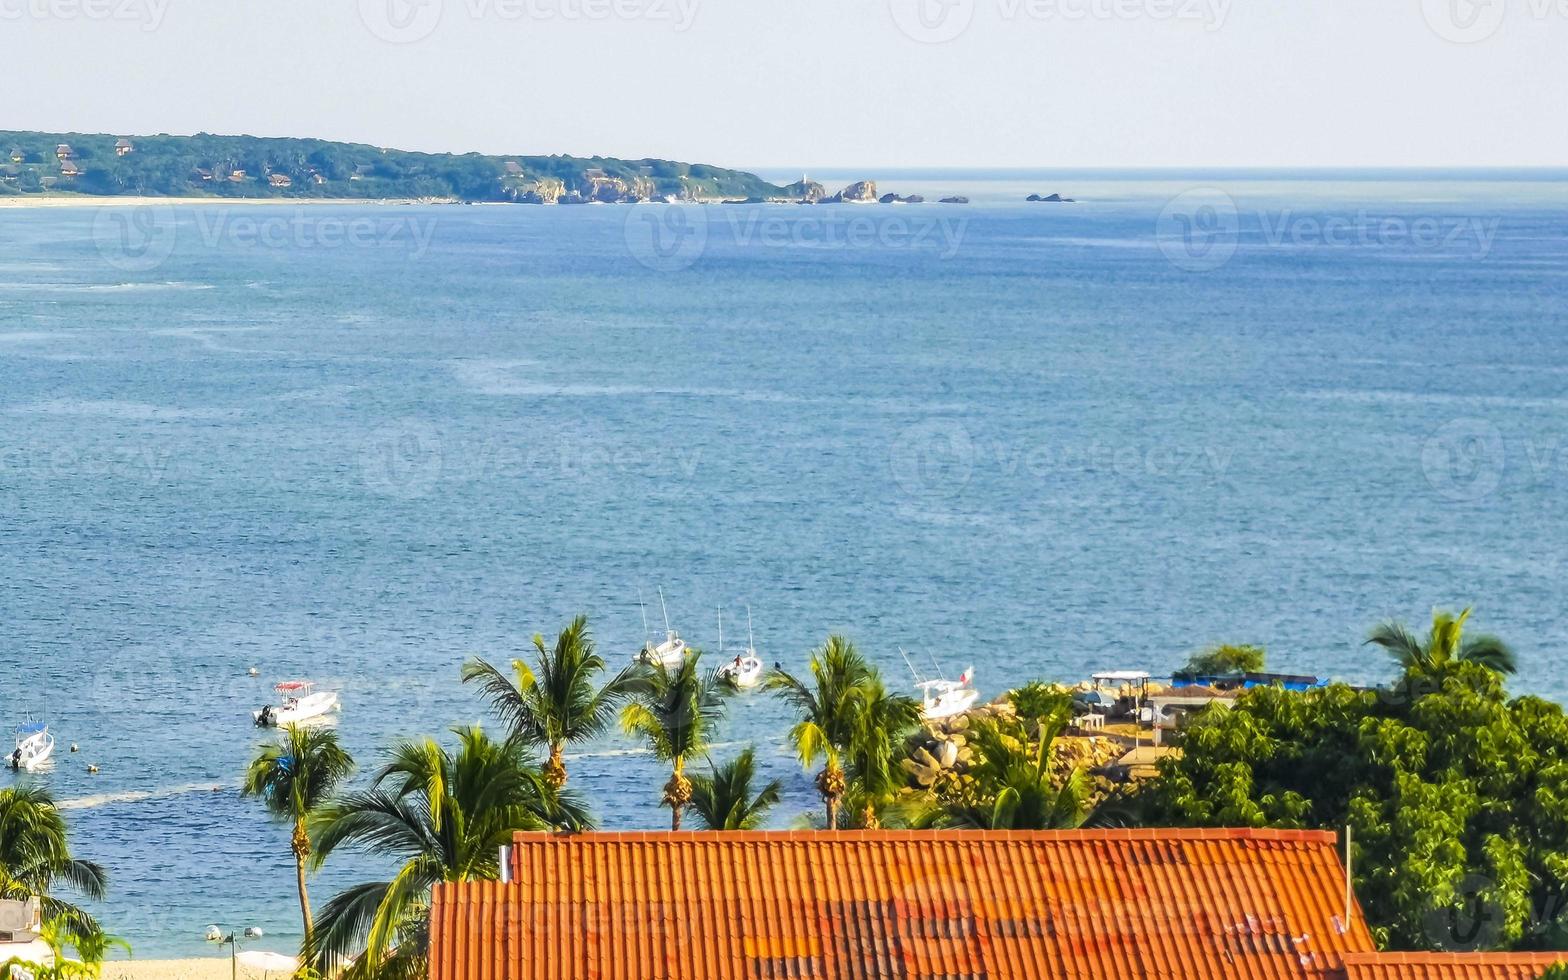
715, 605, 765, 689
902, 649, 980, 722
917, 669, 980, 721
636, 589, 688, 669
253, 682, 340, 727
9, 722, 53, 772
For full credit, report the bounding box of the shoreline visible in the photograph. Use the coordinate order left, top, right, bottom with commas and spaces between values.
103, 959, 287, 979
0, 195, 461, 209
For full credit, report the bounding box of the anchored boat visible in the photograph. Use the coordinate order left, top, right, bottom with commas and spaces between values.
254, 681, 340, 727
903, 649, 980, 722
637, 588, 688, 669
10, 721, 54, 772
715, 605, 764, 690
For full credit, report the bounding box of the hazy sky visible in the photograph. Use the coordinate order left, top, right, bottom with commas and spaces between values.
2, 0, 1564, 168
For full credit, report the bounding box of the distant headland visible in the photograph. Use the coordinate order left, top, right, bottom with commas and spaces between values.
0, 131, 1074, 205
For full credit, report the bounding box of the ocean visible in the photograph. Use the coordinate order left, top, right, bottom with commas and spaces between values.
2, 170, 1566, 956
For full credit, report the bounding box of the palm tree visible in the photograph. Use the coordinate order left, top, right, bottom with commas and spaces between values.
620, 651, 727, 830
688, 748, 783, 831
307, 727, 590, 980
841, 672, 920, 829
1366, 607, 1517, 676
0, 786, 107, 942
462, 615, 647, 789
912, 718, 1088, 831
242, 724, 355, 949
768, 636, 917, 830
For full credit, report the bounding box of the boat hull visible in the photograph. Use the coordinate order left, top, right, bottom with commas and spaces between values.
254, 692, 340, 727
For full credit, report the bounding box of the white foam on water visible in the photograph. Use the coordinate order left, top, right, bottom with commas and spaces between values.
58, 781, 232, 811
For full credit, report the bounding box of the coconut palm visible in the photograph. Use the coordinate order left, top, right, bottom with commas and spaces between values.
306, 727, 590, 980
619, 651, 727, 831
911, 717, 1088, 831
242, 724, 355, 948
841, 672, 920, 829
1366, 607, 1517, 677
0, 786, 107, 942
461, 615, 647, 789
768, 636, 917, 830
688, 748, 783, 831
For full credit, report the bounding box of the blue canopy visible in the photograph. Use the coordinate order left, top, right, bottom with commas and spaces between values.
15, 721, 47, 736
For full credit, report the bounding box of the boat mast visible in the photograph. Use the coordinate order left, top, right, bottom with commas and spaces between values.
900, 647, 924, 684
747, 604, 756, 655
658, 587, 672, 636
718, 605, 725, 656
638, 588, 651, 647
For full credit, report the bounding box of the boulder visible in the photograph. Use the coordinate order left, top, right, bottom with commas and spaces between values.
783, 178, 828, 203
939, 196, 969, 204
834, 180, 878, 203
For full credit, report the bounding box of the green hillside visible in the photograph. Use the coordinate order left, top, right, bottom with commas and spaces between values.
0, 130, 790, 202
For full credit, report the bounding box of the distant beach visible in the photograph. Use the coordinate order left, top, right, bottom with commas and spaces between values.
105, 960, 286, 980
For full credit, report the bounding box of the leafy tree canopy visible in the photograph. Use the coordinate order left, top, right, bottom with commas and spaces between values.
1142, 656, 1568, 952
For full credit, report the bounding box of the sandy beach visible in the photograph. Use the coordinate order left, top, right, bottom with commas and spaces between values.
103, 959, 293, 979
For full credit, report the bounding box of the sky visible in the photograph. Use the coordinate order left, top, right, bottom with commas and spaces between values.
1, 0, 1564, 169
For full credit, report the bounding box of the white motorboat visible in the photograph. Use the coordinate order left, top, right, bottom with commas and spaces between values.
636, 589, 688, 669
254, 681, 340, 727
717, 654, 764, 689
902, 649, 980, 722
917, 669, 980, 721
714, 606, 765, 689
10, 721, 54, 772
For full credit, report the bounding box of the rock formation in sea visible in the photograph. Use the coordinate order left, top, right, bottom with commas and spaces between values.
832, 180, 878, 203
1026, 193, 1075, 203
939, 196, 970, 204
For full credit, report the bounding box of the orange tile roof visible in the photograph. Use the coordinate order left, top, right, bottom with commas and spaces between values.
428, 828, 1377, 980
1340, 952, 1568, 980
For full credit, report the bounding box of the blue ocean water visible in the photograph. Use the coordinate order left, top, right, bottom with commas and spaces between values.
1, 172, 1566, 956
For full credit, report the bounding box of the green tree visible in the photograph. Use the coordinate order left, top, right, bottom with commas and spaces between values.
462, 615, 646, 789
688, 748, 783, 831
620, 652, 727, 831
841, 671, 921, 829
767, 636, 875, 829
911, 717, 1088, 831
0, 786, 107, 943
1179, 644, 1266, 677
770, 638, 920, 830
307, 728, 589, 980
1142, 636, 1568, 952
1367, 607, 1517, 677
242, 725, 355, 949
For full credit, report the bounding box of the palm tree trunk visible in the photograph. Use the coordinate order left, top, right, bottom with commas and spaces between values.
292, 819, 314, 945
817, 761, 846, 830
664, 758, 692, 832
545, 742, 568, 789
